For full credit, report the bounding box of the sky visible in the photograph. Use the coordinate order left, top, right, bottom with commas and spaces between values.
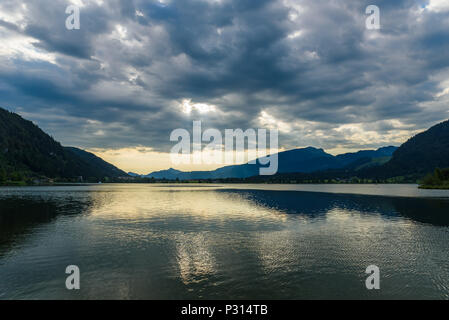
1, 0, 449, 174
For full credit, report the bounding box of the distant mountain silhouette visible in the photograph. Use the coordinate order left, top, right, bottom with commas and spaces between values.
127, 172, 142, 177
7, 106, 447, 183
147, 168, 185, 180
335, 146, 397, 169
0, 107, 126, 180
144, 146, 397, 180
249, 120, 449, 183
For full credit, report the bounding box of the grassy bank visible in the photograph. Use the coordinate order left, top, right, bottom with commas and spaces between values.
419, 168, 449, 189
419, 184, 449, 189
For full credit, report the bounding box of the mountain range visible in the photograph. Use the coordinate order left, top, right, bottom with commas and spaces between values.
2, 106, 449, 183
134, 146, 397, 180
136, 119, 449, 181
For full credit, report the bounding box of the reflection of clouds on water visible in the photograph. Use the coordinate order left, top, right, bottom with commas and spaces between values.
174, 233, 216, 285
254, 230, 304, 275
1, 185, 449, 299
222, 189, 449, 227
252, 203, 449, 298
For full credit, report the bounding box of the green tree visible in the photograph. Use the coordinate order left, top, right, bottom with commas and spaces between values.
10, 171, 23, 181
0, 167, 6, 182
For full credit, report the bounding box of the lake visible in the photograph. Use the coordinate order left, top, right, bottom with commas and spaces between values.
0, 184, 448, 299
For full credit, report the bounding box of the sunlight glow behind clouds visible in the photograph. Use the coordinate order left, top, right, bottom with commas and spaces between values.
0, 31, 57, 63
181, 99, 217, 114
426, 0, 449, 12
1, 0, 449, 173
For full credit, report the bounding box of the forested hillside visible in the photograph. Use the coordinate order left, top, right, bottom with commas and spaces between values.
363, 119, 449, 180
0, 107, 126, 183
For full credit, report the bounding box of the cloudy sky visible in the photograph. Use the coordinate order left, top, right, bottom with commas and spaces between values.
1, 0, 449, 173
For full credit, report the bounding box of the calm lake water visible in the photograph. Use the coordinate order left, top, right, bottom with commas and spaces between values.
0, 184, 448, 300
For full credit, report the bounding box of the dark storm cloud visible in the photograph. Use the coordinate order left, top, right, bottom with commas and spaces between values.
0, 0, 449, 153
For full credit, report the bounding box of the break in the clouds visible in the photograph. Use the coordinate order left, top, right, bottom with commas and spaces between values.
1, 0, 449, 165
